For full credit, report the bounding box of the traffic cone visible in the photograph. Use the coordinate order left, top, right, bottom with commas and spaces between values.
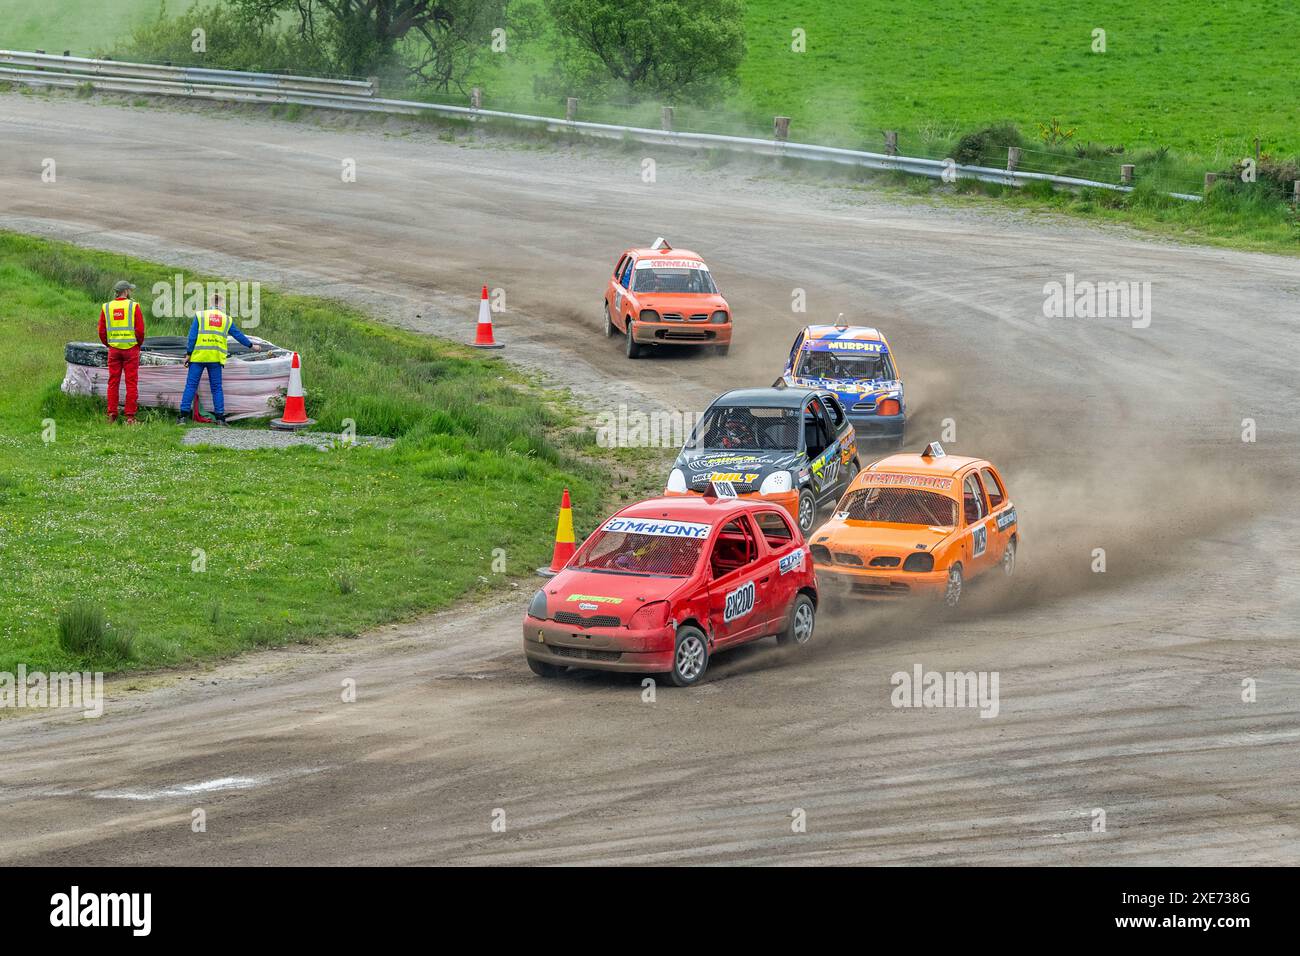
537, 488, 577, 577
270, 352, 317, 430
471, 285, 504, 349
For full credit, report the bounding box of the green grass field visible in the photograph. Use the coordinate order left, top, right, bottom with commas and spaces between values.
0, 0, 161, 56
0, 232, 610, 675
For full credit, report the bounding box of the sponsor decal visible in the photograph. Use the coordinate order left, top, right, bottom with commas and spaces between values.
688, 454, 768, 470
723, 580, 756, 623
824, 340, 885, 353
995, 506, 1018, 531
972, 525, 987, 557
578, 602, 599, 611
778, 548, 805, 575
862, 472, 955, 490
602, 518, 711, 539
566, 594, 624, 605
635, 258, 706, 270
708, 472, 759, 484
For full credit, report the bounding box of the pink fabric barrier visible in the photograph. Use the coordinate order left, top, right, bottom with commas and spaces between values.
61, 339, 293, 421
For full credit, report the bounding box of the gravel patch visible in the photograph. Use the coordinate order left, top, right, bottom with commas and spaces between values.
181, 428, 394, 451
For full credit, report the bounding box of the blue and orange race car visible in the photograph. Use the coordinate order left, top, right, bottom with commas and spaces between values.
777, 323, 906, 447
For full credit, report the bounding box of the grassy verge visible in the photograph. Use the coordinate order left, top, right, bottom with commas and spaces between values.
0, 231, 621, 675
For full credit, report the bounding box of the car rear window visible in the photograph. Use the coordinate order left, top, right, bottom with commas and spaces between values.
573, 531, 704, 577
690, 406, 801, 451
838, 487, 957, 527
633, 268, 717, 294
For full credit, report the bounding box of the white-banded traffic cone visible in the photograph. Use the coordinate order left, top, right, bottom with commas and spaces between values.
471, 285, 504, 349
270, 352, 317, 430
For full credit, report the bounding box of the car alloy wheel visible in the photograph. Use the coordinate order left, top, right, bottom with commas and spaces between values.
603, 303, 615, 337
945, 564, 963, 608
797, 489, 817, 534
670, 627, 708, 686
778, 594, 816, 646
626, 321, 641, 359
1002, 538, 1016, 577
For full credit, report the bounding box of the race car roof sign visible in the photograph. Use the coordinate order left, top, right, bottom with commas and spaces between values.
803, 338, 888, 354
602, 517, 713, 538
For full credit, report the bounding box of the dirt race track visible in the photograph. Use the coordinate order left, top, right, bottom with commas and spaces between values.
2, 95, 1298, 865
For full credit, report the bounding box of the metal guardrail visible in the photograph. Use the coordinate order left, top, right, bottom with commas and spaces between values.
0, 50, 373, 96
0, 51, 1201, 202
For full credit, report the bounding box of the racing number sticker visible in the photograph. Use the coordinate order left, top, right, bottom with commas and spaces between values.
723, 581, 756, 623
972, 525, 987, 557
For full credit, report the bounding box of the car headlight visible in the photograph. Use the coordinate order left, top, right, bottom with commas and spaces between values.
710, 310, 729, 323
638, 309, 659, 322
666, 468, 688, 493
902, 553, 934, 573
759, 470, 793, 495
527, 589, 549, 619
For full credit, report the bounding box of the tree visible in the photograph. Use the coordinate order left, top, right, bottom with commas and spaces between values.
230, 0, 513, 87
546, 0, 745, 103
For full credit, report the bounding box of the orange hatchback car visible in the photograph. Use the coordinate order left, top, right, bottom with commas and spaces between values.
603, 238, 733, 358
810, 442, 1018, 608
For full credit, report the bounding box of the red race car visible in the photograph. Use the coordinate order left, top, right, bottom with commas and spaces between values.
523, 490, 818, 686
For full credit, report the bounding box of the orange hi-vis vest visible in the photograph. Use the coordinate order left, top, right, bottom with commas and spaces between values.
103, 298, 138, 349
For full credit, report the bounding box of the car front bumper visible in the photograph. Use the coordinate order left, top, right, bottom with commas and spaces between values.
632, 320, 732, 346
522, 615, 676, 673
663, 488, 800, 525
815, 562, 946, 599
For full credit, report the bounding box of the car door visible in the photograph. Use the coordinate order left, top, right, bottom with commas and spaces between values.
608, 254, 628, 326
752, 508, 804, 633
961, 470, 995, 577
706, 516, 768, 647
980, 465, 1016, 561
820, 393, 857, 489
804, 397, 842, 505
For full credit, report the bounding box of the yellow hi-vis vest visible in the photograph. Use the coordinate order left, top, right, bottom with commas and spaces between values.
191, 309, 233, 364
103, 298, 138, 349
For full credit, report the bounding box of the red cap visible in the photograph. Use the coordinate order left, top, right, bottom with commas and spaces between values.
481, 285, 488, 299
291, 352, 300, 368
560, 488, 571, 509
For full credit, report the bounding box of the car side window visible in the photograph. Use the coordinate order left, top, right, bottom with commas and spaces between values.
620, 259, 634, 289
613, 255, 627, 279
822, 394, 846, 432
754, 510, 795, 549
963, 474, 986, 525
787, 332, 804, 369
803, 401, 830, 457
711, 517, 758, 578
981, 468, 1006, 508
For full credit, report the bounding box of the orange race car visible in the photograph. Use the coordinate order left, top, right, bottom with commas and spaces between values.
810, 442, 1018, 608
603, 238, 733, 358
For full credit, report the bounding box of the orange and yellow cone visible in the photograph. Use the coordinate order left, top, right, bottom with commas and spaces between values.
537, 488, 576, 577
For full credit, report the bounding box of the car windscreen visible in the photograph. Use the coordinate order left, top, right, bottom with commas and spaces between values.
838, 487, 957, 527
573, 531, 705, 577
689, 406, 801, 451
796, 349, 893, 382
633, 267, 717, 294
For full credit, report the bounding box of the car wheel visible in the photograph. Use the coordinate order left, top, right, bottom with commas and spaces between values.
526, 656, 565, 678
846, 458, 860, 483
668, 626, 708, 687
797, 488, 818, 534
1001, 537, 1016, 577
603, 303, 615, 338
715, 343, 730, 356
944, 564, 963, 608
625, 321, 642, 359
776, 594, 815, 646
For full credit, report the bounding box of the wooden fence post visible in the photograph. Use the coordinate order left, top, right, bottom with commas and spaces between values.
661, 106, 674, 131
565, 97, 577, 123
773, 116, 790, 141
1006, 147, 1021, 172
1203, 172, 1217, 191
884, 130, 898, 156
1120, 164, 1134, 185
470, 87, 482, 111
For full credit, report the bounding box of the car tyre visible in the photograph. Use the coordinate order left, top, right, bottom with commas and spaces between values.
846, 458, 860, 483
796, 488, 818, 535
944, 563, 963, 608
667, 626, 708, 687
776, 594, 816, 646
603, 303, 616, 338
625, 321, 642, 359
526, 656, 566, 678
715, 343, 730, 356
1001, 537, 1016, 577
